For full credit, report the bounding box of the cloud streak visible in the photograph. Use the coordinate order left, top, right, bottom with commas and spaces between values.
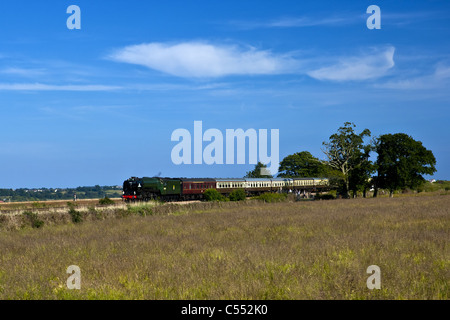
108, 42, 298, 78
230, 16, 357, 29
307, 47, 395, 81
1, 67, 46, 77
375, 64, 450, 90
0, 83, 122, 91
109, 41, 396, 83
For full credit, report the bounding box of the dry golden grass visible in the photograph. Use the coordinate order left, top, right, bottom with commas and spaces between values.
0, 194, 448, 300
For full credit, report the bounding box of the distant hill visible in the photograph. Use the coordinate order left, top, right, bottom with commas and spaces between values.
0, 185, 122, 202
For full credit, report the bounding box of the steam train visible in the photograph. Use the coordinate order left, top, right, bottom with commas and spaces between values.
122, 176, 329, 201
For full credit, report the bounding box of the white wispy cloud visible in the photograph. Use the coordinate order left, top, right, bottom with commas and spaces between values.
231, 16, 356, 29
1, 67, 46, 77
382, 11, 444, 27
375, 63, 450, 90
108, 42, 298, 78
307, 47, 395, 81
109, 41, 397, 83
0, 83, 122, 91
268, 17, 351, 27
229, 11, 442, 30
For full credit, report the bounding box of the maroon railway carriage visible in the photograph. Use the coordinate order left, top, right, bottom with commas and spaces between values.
180, 178, 216, 200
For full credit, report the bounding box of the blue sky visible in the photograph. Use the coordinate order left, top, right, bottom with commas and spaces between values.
0, 0, 449, 188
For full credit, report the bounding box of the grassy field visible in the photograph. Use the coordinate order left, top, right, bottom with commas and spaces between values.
0, 193, 448, 299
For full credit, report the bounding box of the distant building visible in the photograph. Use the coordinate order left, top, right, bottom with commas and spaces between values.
429, 179, 436, 183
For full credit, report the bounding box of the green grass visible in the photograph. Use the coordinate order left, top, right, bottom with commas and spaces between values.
0, 194, 448, 299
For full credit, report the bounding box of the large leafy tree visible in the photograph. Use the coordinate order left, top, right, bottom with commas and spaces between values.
278, 151, 328, 178
348, 143, 376, 198
322, 122, 372, 198
244, 162, 273, 178
374, 133, 436, 197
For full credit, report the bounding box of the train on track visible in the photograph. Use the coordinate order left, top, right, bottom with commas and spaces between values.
122, 176, 329, 201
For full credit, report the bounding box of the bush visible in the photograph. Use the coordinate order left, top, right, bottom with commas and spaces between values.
67, 203, 83, 223
22, 211, 44, 229
315, 193, 335, 200
99, 196, 115, 205
228, 189, 246, 201
204, 189, 226, 201
67, 201, 77, 209
255, 192, 288, 203
127, 204, 153, 216
31, 202, 46, 209
327, 190, 337, 198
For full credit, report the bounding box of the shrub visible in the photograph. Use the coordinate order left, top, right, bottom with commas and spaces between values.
99, 196, 115, 205
31, 202, 46, 209
22, 211, 44, 229
68, 205, 83, 224
67, 201, 77, 209
228, 189, 246, 201
327, 190, 337, 198
127, 204, 153, 216
255, 192, 288, 203
315, 193, 335, 200
203, 189, 226, 201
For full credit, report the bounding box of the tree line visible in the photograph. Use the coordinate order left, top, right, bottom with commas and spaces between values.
0, 185, 122, 202
245, 122, 437, 198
